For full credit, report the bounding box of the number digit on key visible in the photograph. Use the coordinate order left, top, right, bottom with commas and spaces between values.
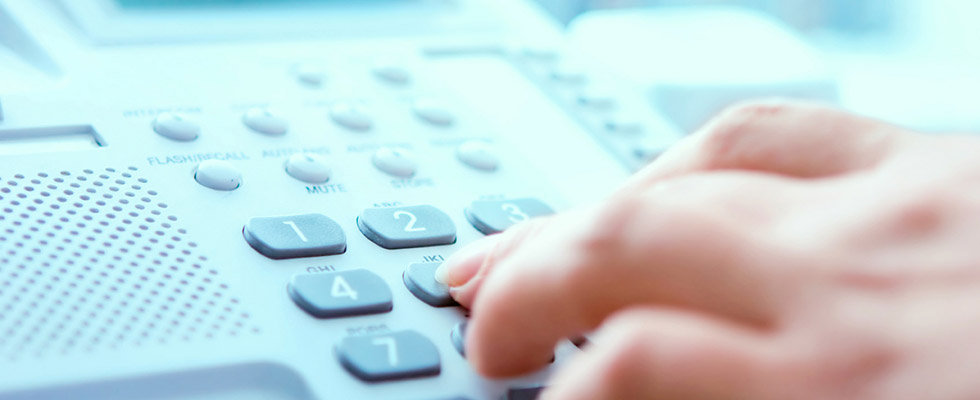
372, 336, 399, 366
501, 203, 529, 223
393, 210, 426, 232
283, 220, 309, 242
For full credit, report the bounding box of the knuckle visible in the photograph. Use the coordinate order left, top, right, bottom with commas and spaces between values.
773, 332, 901, 399
588, 317, 656, 398
696, 99, 820, 168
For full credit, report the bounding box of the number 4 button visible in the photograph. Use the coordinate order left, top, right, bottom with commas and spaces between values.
288, 269, 393, 318
357, 205, 456, 249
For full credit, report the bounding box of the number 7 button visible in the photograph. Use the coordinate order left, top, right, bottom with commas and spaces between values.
357, 205, 456, 249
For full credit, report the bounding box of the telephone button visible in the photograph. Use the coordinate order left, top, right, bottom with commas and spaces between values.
358, 205, 456, 249
336, 330, 440, 382
506, 386, 547, 400
450, 321, 467, 357
456, 141, 499, 171
329, 102, 373, 131
153, 112, 200, 141
242, 107, 289, 135
372, 147, 418, 178
412, 99, 455, 126
194, 160, 242, 191
244, 213, 346, 259
465, 198, 554, 235
284, 153, 331, 183
372, 64, 411, 84
403, 262, 456, 307
295, 63, 326, 86
288, 269, 392, 318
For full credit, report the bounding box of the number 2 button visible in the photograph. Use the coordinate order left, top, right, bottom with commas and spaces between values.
357, 205, 456, 249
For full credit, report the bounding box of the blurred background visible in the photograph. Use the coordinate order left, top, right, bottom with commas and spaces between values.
536, 0, 980, 133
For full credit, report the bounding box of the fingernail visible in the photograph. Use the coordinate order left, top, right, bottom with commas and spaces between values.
435, 235, 500, 287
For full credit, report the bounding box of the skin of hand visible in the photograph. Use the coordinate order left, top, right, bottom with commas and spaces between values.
434, 100, 980, 400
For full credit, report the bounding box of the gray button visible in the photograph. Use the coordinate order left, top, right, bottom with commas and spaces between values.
153, 112, 200, 141
337, 330, 441, 382
244, 213, 346, 259
450, 321, 467, 357
403, 263, 456, 307
288, 269, 392, 318
505, 386, 546, 400
465, 198, 554, 235
358, 205, 456, 249
194, 160, 242, 191
372, 147, 418, 178
243, 107, 289, 135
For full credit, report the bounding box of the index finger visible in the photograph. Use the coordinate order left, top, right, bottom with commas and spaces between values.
461, 174, 808, 377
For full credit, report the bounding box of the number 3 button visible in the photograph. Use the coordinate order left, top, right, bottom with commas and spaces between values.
465, 198, 554, 235
357, 205, 456, 249
244, 213, 347, 259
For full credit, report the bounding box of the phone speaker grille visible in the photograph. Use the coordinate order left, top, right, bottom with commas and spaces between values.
0, 167, 258, 362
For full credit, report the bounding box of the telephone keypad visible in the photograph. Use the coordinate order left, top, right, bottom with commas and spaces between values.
288, 269, 393, 318
358, 205, 456, 249
244, 213, 346, 259
336, 330, 441, 382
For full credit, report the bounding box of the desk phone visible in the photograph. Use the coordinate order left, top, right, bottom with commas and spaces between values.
0, 0, 682, 398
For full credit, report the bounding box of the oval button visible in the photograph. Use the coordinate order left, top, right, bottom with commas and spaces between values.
372, 147, 417, 178
243, 108, 289, 135
285, 153, 331, 183
456, 140, 499, 171
412, 99, 454, 126
152, 112, 200, 141
329, 102, 373, 131
194, 160, 242, 191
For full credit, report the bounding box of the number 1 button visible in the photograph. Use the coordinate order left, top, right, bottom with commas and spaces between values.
357, 205, 456, 249
244, 213, 346, 259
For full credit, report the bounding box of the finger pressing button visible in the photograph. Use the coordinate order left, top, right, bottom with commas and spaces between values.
403, 262, 456, 307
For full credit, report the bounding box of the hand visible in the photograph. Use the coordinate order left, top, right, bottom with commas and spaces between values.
435, 101, 980, 400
